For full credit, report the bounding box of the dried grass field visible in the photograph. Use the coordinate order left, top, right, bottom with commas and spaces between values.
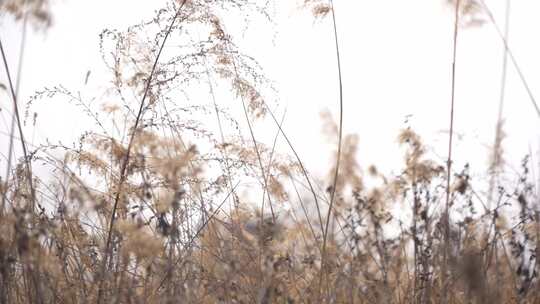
1, 0, 540, 303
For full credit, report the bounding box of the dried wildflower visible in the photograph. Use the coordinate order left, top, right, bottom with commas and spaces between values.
452, 174, 469, 195
368, 165, 378, 177
1, 0, 52, 28
447, 0, 486, 27
233, 78, 267, 118
312, 4, 331, 18
302, 0, 331, 19
121, 224, 163, 260
154, 189, 174, 213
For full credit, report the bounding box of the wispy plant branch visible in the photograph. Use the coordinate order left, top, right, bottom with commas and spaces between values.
96, 1, 188, 302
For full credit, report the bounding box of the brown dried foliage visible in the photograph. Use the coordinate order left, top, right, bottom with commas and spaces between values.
1, 1, 538, 303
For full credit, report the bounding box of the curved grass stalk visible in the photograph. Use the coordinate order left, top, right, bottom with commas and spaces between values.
318, 0, 344, 299
442, 1, 461, 303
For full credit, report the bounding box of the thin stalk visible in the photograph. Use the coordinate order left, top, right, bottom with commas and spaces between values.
487, 0, 511, 209
225, 42, 276, 222
0, 22, 43, 304
1, 13, 28, 214
479, 0, 540, 119
443, 1, 460, 303
260, 108, 286, 222
155, 181, 240, 292
96, 1, 188, 303
203, 51, 237, 213
262, 104, 325, 234
319, 0, 344, 299
222, 34, 277, 290
0, 29, 36, 212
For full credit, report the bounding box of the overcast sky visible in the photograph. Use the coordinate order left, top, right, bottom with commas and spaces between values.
1, 0, 539, 191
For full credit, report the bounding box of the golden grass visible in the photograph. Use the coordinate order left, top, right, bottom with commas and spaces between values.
1, 0, 539, 303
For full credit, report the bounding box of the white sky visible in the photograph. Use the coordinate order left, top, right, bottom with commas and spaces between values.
1, 0, 540, 193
